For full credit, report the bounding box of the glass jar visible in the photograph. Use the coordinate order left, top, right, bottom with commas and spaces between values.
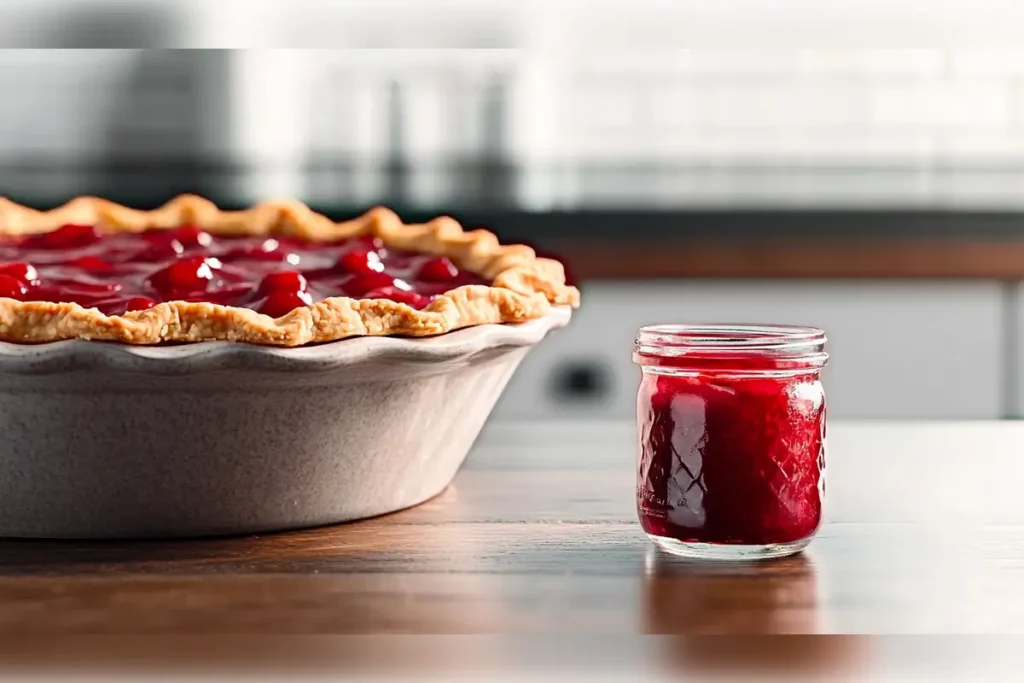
633, 324, 828, 560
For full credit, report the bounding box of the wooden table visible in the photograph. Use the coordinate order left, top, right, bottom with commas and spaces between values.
3, 419, 1024, 635
1, 419, 1023, 656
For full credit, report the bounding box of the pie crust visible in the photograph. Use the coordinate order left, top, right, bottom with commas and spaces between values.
0, 195, 580, 346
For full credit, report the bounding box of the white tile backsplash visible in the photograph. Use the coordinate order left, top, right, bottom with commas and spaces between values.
14, 46, 1024, 205
795, 49, 946, 76
697, 83, 869, 129
517, 51, 1024, 181
869, 82, 1012, 128
0, 48, 1018, 160
567, 82, 643, 130
0, 49, 136, 156
949, 49, 1024, 75
938, 133, 1024, 161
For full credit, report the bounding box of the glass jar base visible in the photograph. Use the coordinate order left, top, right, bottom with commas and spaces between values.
647, 534, 811, 561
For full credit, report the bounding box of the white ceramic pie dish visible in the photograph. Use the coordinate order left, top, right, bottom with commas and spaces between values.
0, 306, 572, 539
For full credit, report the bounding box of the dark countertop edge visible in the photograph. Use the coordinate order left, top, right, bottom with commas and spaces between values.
414, 209, 1024, 246
6, 196, 1024, 279
4, 194, 1024, 244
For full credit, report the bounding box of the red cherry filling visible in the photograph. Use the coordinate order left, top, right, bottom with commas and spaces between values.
636, 358, 825, 547
0, 274, 27, 300
128, 240, 185, 263
28, 285, 118, 307
147, 256, 218, 295
180, 283, 254, 305
364, 286, 430, 309
163, 225, 212, 248
0, 262, 39, 284
24, 224, 100, 250
337, 249, 384, 275
94, 295, 158, 316
66, 256, 115, 273
341, 271, 396, 296
124, 296, 157, 312
259, 290, 313, 318
417, 256, 459, 283
2, 226, 489, 317
220, 240, 289, 263
256, 270, 307, 298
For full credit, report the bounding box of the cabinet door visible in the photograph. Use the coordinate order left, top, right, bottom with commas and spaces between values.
495, 280, 1004, 420
1010, 283, 1024, 418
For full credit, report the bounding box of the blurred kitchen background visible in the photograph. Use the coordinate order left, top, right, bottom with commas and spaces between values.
5, 1, 1024, 420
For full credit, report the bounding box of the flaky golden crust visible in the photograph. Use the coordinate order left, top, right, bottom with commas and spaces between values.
0, 195, 580, 346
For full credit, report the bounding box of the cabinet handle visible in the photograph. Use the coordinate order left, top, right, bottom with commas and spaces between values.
551, 361, 611, 402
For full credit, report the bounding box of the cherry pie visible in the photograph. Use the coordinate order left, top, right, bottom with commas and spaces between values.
0, 195, 580, 346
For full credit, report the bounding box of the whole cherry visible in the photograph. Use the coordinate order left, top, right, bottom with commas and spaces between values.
337, 249, 384, 275
341, 271, 395, 297
0, 274, 27, 300
417, 257, 460, 283
256, 271, 308, 298
123, 296, 157, 312
0, 262, 39, 285
147, 256, 217, 295
259, 290, 313, 318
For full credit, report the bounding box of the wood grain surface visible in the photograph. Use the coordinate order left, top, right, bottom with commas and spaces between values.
0, 420, 1022, 640
556, 239, 1024, 280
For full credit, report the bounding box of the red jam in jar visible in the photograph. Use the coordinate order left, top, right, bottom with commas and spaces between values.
633, 325, 828, 560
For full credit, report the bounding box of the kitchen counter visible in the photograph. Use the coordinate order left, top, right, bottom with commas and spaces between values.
358, 208, 1024, 280
554, 238, 1024, 280
333, 207, 1024, 280
1, 419, 1023, 642
7, 194, 1024, 280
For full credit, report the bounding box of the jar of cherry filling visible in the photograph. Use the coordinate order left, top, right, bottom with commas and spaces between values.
633, 324, 828, 560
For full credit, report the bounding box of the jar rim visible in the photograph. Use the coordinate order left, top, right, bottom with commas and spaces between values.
635, 323, 827, 358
